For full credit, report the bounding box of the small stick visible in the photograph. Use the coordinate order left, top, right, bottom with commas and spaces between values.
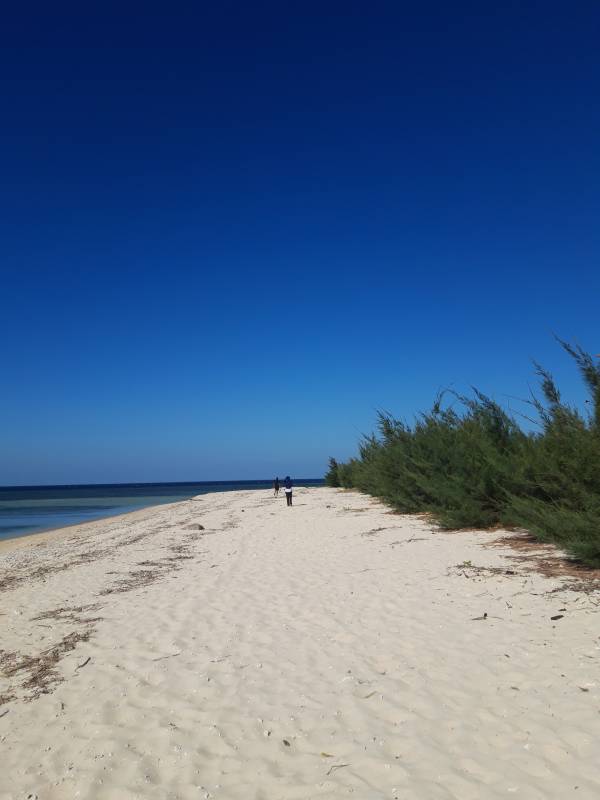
76, 657, 91, 670
152, 652, 181, 661
327, 763, 350, 776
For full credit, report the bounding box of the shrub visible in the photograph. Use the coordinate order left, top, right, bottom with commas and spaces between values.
324, 457, 340, 487
329, 340, 600, 566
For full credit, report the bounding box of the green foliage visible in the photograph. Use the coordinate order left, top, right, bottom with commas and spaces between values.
324, 457, 340, 487
330, 340, 600, 567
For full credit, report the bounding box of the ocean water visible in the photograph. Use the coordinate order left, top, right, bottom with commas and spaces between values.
0, 479, 324, 542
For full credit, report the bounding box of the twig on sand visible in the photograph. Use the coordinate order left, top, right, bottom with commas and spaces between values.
326, 763, 350, 776
152, 652, 181, 661
75, 657, 91, 670
347, 567, 386, 574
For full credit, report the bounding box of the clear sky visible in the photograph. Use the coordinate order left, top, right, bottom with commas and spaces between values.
2, 2, 599, 485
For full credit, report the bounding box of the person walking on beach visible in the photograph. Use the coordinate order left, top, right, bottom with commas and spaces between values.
284, 476, 293, 506
273, 476, 280, 496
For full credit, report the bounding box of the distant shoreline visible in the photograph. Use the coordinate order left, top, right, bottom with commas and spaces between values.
0, 478, 324, 490
0, 478, 325, 545
0, 481, 327, 553
0, 500, 181, 555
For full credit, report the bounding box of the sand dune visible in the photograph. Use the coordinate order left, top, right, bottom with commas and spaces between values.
1, 487, 599, 799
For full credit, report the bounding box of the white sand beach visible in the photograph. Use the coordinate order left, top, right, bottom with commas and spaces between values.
1, 487, 599, 799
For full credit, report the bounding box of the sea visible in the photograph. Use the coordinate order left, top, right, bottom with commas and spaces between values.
0, 479, 324, 542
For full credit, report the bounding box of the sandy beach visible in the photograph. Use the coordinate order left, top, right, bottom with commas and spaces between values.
1, 487, 599, 799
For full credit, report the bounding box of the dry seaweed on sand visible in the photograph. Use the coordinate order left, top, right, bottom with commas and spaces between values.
449, 562, 519, 579
31, 603, 103, 624
99, 567, 178, 595
0, 693, 16, 707
0, 629, 93, 700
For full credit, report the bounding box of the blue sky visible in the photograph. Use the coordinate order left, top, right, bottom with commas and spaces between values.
2, 2, 599, 485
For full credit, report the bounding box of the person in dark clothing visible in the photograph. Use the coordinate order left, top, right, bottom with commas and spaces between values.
284, 476, 293, 506
273, 477, 280, 496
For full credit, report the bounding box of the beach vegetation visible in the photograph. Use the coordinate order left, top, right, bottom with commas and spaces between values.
327, 339, 600, 567
325, 457, 341, 487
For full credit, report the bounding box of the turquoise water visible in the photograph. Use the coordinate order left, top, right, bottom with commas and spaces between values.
0, 479, 324, 541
